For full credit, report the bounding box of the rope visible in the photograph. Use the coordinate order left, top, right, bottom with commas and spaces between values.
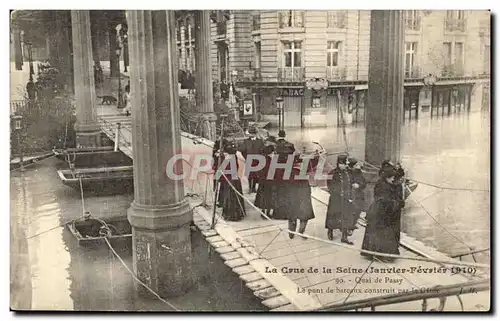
213, 172, 489, 269
103, 237, 181, 311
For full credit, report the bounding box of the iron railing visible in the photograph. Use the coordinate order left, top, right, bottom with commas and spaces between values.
216, 21, 227, 37
445, 19, 466, 32
405, 66, 422, 79
326, 67, 347, 81
327, 11, 347, 29
404, 10, 421, 30
278, 10, 305, 28
278, 67, 305, 82
442, 64, 465, 77
236, 68, 261, 82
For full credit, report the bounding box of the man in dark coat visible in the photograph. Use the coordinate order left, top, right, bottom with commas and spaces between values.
348, 157, 367, 233
239, 126, 266, 193
361, 167, 403, 261
286, 161, 315, 239
325, 155, 354, 244
275, 130, 295, 156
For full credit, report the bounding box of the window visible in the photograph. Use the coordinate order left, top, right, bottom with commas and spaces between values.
443, 42, 452, 66
404, 42, 417, 77
283, 41, 302, 68
327, 11, 347, 29
178, 48, 183, 68
404, 10, 420, 30
327, 41, 341, 67
454, 42, 464, 68
445, 10, 466, 32
442, 42, 464, 76
252, 14, 261, 31
254, 41, 261, 69
279, 11, 304, 28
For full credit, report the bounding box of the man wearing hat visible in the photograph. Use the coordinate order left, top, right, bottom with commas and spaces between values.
325, 155, 354, 244
239, 126, 266, 193
275, 130, 295, 156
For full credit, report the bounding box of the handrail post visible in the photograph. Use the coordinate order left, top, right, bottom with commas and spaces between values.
114, 122, 121, 151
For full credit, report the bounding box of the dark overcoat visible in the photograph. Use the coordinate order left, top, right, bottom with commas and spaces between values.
239, 138, 266, 180
254, 155, 278, 211
325, 167, 353, 231
361, 179, 403, 255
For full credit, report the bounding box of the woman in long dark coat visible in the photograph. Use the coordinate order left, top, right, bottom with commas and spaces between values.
271, 141, 297, 220
325, 155, 354, 244
286, 162, 315, 239
254, 144, 277, 219
361, 167, 404, 261
212, 139, 228, 207
348, 158, 367, 233
218, 142, 246, 221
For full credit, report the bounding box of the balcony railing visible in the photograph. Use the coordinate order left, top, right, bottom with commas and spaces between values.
279, 11, 305, 29
235, 68, 261, 82
405, 18, 421, 30
441, 64, 464, 77
327, 11, 347, 29
404, 66, 421, 79
278, 67, 305, 81
445, 19, 466, 32
326, 67, 347, 81
252, 14, 261, 31
216, 21, 227, 37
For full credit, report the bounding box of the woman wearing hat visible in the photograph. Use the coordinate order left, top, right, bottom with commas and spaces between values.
361, 166, 403, 261
218, 141, 246, 221
254, 144, 277, 219
212, 139, 228, 207
347, 157, 367, 233
325, 155, 354, 244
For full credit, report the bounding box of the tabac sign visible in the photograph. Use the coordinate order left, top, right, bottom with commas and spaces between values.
279, 88, 304, 97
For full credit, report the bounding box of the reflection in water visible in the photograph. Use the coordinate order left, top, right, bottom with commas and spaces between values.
279, 111, 490, 263
10, 159, 266, 311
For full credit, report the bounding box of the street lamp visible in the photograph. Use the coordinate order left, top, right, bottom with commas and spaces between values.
276, 96, 284, 131
12, 114, 24, 171
115, 24, 126, 109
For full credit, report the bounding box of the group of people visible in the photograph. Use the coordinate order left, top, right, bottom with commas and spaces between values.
211, 127, 406, 260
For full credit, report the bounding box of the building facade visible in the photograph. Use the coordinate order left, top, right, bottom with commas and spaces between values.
176, 10, 491, 128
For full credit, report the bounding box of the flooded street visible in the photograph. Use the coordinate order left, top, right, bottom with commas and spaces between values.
280, 110, 490, 263
10, 158, 266, 311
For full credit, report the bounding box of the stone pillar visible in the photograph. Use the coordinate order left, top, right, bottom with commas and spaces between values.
13, 27, 23, 70
365, 10, 404, 166
108, 21, 119, 77
90, 11, 101, 68
195, 10, 217, 141
71, 10, 101, 147
55, 11, 74, 93
126, 10, 193, 297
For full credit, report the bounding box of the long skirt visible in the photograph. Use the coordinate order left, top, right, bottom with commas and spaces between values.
361, 223, 400, 255
254, 180, 277, 210
221, 180, 246, 222
325, 199, 353, 231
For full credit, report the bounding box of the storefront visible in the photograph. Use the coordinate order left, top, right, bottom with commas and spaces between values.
431, 84, 473, 118
278, 87, 303, 128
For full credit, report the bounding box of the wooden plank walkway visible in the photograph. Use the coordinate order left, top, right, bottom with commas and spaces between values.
96, 106, 489, 311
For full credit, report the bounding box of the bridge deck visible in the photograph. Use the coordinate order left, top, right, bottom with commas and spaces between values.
96, 106, 489, 311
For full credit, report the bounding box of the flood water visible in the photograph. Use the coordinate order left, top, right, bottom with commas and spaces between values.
10, 158, 266, 311
280, 110, 490, 264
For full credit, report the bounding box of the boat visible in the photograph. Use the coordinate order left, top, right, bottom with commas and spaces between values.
66, 217, 132, 248
10, 151, 55, 170
57, 165, 134, 193
53, 146, 133, 168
